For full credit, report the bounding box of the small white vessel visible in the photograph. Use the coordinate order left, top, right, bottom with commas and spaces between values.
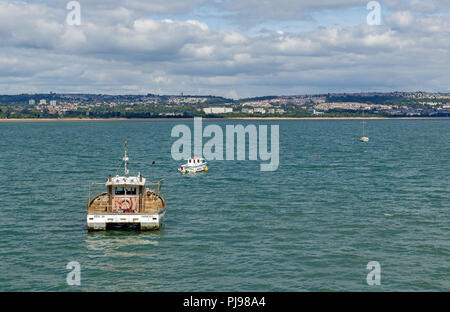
360, 117, 369, 142
178, 157, 208, 174
360, 136, 370, 142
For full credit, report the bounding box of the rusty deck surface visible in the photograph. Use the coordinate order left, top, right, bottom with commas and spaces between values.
87, 190, 166, 214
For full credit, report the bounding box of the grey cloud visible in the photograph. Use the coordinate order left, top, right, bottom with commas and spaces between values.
217, 0, 366, 22
385, 0, 450, 13
0, 1, 449, 97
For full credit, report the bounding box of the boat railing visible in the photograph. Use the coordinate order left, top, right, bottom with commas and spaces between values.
148, 179, 164, 195
87, 179, 165, 212
87, 182, 106, 208
87, 202, 112, 213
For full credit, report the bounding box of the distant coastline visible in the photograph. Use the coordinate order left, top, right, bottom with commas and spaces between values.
1, 116, 450, 122
226, 117, 450, 120
2, 92, 450, 120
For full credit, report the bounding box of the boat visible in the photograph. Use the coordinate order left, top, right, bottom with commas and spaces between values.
360, 113, 370, 142
178, 157, 208, 173
86, 142, 166, 231
360, 130, 370, 142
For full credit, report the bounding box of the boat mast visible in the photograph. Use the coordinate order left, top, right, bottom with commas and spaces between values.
361, 109, 367, 137
123, 141, 130, 176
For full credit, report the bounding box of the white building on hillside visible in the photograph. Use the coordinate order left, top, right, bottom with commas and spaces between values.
203, 107, 233, 114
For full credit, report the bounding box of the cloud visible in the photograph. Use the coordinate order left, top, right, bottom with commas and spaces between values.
0, 1, 449, 97
385, 0, 450, 13
217, 0, 366, 23
25, 0, 209, 15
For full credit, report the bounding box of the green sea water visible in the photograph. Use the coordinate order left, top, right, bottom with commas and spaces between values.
0, 119, 449, 291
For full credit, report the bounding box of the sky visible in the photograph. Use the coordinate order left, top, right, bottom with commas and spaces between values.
0, 0, 449, 98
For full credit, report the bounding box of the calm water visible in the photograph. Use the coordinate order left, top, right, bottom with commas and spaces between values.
0, 119, 449, 291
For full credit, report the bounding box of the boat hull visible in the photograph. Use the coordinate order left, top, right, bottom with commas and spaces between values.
87, 211, 165, 231
360, 136, 370, 142
178, 166, 208, 174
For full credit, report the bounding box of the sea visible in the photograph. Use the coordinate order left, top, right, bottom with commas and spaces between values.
0, 119, 449, 291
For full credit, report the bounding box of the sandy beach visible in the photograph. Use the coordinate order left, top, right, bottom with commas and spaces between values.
0, 117, 449, 122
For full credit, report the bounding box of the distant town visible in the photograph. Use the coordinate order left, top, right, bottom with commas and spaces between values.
1, 91, 450, 119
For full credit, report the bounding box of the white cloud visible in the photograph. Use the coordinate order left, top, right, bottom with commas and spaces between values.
386, 0, 450, 13
385, 11, 415, 29
218, 0, 366, 22
223, 32, 247, 45
0, 1, 448, 97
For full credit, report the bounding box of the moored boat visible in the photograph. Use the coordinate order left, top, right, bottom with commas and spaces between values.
178, 157, 208, 173
86, 142, 166, 231
360, 116, 370, 142
360, 136, 370, 142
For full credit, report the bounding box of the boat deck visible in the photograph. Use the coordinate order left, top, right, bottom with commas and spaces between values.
87, 190, 166, 215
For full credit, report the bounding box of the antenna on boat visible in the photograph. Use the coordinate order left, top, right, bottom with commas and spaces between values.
151, 161, 155, 184
123, 140, 130, 176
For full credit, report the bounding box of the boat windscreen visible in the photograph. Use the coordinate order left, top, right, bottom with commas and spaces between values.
114, 187, 137, 196
126, 187, 137, 195
114, 187, 125, 195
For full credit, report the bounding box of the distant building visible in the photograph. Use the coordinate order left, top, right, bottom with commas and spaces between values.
241, 108, 254, 114
39, 99, 47, 105
50, 100, 57, 106
203, 107, 233, 114
158, 112, 183, 117
29, 99, 35, 105
254, 107, 266, 114
308, 109, 323, 115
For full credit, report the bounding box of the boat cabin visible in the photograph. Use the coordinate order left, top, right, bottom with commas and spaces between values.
187, 157, 206, 166
106, 175, 146, 213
